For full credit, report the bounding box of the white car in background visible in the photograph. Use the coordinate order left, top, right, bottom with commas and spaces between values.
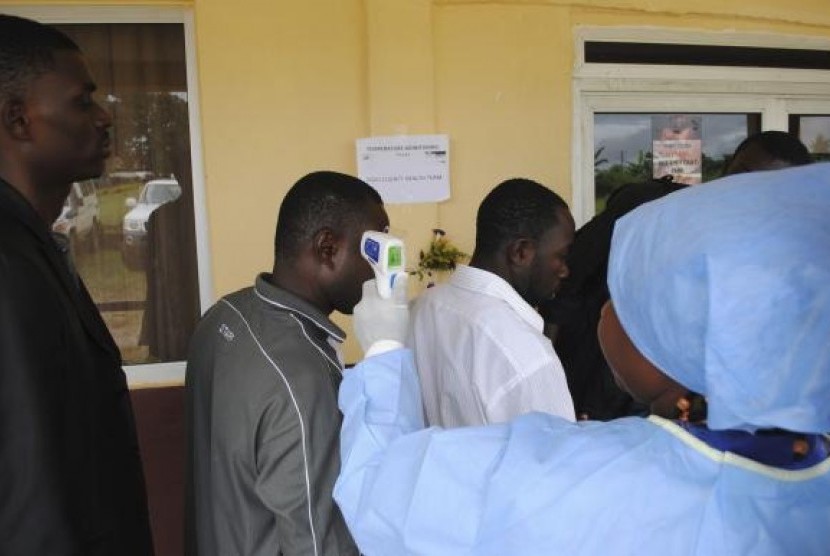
122, 177, 181, 268
52, 180, 102, 252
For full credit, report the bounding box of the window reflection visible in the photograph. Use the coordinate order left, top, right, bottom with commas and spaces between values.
52, 24, 200, 365
789, 115, 830, 162
593, 113, 761, 212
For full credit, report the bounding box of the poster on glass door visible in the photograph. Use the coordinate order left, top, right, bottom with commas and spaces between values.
652, 114, 702, 184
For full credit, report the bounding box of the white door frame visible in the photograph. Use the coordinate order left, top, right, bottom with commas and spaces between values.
571, 26, 830, 225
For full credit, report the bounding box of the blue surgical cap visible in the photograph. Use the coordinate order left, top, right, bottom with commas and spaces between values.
608, 163, 830, 433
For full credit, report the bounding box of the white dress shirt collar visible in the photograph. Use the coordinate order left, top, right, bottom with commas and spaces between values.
449, 265, 544, 332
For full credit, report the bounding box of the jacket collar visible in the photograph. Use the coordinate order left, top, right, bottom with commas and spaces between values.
253, 273, 346, 343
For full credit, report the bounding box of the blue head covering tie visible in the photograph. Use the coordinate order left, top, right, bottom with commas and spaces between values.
609, 163, 830, 433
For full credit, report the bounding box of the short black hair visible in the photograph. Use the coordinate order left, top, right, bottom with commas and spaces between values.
0, 15, 80, 102
275, 171, 383, 261
475, 178, 569, 255
731, 131, 812, 168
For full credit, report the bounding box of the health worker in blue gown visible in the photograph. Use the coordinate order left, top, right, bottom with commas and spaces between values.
334, 162, 830, 556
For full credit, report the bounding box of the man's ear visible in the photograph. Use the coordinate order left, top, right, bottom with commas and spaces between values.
312, 226, 341, 270
506, 238, 536, 268
1, 97, 31, 140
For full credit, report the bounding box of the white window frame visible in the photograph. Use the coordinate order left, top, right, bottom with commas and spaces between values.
3, 5, 212, 386
572, 27, 830, 226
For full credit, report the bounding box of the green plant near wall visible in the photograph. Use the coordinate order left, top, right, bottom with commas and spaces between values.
412, 229, 468, 285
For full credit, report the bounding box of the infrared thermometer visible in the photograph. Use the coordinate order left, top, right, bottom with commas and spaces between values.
360, 231, 406, 299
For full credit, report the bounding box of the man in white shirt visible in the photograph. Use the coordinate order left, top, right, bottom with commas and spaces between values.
409, 178, 576, 427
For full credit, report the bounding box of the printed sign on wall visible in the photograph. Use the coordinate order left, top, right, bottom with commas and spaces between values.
357, 134, 450, 203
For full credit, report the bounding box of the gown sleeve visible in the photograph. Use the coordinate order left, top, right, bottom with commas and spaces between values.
334, 348, 574, 555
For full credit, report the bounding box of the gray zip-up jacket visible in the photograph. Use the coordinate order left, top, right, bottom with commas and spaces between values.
185, 274, 359, 556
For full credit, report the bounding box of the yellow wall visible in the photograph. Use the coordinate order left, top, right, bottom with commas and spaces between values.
4, 0, 829, 361
194, 0, 830, 361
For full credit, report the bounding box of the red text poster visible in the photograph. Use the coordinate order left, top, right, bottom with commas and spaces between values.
652, 114, 702, 185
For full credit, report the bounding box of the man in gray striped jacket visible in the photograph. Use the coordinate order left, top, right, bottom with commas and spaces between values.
186, 171, 389, 556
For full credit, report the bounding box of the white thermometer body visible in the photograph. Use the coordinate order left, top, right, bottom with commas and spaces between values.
360, 231, 406, 299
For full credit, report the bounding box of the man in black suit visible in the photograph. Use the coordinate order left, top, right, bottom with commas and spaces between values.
0, 14, 153, 554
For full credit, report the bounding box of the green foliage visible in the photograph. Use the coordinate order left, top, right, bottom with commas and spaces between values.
115, 92, 190, 176
412, 229, 468, 282
702, 153, 729, 182
594, 146, 608, 168
594, 150, 652, 212
594, 148, 731, 212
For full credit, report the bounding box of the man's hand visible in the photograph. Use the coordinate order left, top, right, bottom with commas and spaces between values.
354, 275, 409, 357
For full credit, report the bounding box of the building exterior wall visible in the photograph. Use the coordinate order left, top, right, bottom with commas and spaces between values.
3, 0, 829, 361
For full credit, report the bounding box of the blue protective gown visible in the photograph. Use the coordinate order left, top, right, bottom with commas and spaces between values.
336, 164, 830, 555
334, 349, 830, 556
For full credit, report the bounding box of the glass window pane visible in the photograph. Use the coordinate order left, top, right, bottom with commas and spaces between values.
789, 115, 830, 162
52, 24, 200, 365
593, 113, 761, 212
